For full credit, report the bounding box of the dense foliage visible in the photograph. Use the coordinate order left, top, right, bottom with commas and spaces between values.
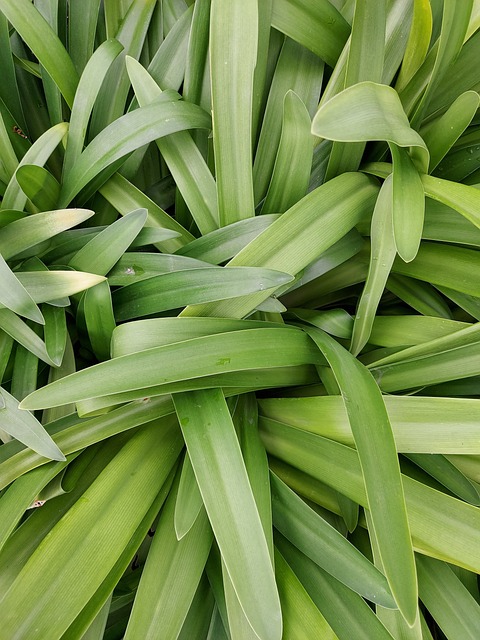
0, 0, 480, 638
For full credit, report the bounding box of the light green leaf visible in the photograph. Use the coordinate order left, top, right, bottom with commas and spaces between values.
410, 0, 474, 127
181, 173, 378, 318
271, 473, 395, 608
0, 308, 55, 366
351, 176, 396, 355
112, 266, 293, 320
303, 327, 417, 623
0, 386, 65, 461
0, 208, 93, 261
210, 0, 257, 225
173, 389, 282, 640
174, 453, 204, 539
42, 304, 66, 367
253, 36, 324, 205
0, 255, 43, 324
421, 174, 480, 229
416, 555, 480, 640
111, 317, 283, 356
276, 533, 395, 640
125, 56, 218, 234
83, 282, 116, 362
422, 91, 480, 171
312, 82, 429, 171
15, 165, 60, 211
271, 0, 350, 68
391, 241, 480, 297
63, 38, 124, 179
14, 271, 105, 305
59, 100, 211, 207
20, 327, 322, 409
261, 91, 313, 214
0, 419, 182, 640
395, 0, 432, 92
177, 215, 280, 264
259, 420, 480, 573
275, 549, 339, 640
69, 209, 147, 275
99, 173, 193, 252
124, 473, 212, 640
107, 252, 214, 286
390, 144, 425, 262
259, 394, 480, 455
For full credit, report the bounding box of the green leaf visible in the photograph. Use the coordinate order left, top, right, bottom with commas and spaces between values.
210, 0, 257, 225
173, 389, 282, 640
125, 56, 219, 234
423, 91, 480, 171
0, 0, 78, 107
395, 0, 432, 91
20, 327, 322, 409
0, 419, 182, 640
391, 241, 480, 297
59, 100, 211, 207
181, 173, 378, 318
15, 270, 106, 304
416, 555, 480, 640
261, 91, 313, 214
421, 174, 480, 229
0, 386, 65, 461
260, 420, 480, 573
99, 173, 193, 252
15, 165, 60, 211
112, 266, 293, 320
275, 549, 339, 640
259, 395, 480, 455
1, 122, 68, 212
271, 472, 395, 608
174, 453, 204, 539
253, 36, 324, 205
271, 0, 350, 68
69, 209, 147, 275
177, 215, 280, 263
0, 254, 43, 324
390, 144, 425, 262
42, 304, 66, 367
63, 38, 124, 179
0, 208, 93, 260
410, 0, 474, 127
303, 326, 417, 624
351, 176, 396, 355
107, 252, 214, 286
83, 282, 116, 362
124, 473, 212, 639
0, 308, 55, 366
312, 82, 429, 172
276, 533, 395, 640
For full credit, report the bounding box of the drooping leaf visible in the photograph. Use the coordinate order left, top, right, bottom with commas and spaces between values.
0, 386, 65, 461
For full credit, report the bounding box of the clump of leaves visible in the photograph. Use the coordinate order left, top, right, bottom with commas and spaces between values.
0, 0, 480, 638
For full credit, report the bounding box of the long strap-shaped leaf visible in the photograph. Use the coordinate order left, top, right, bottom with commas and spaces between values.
0, 0, 78, 107
0, 386, 65, 461
0, 418, 182, 640
181, 172, 378, 318
210, 0, 257, 226
271, 472, 395, 608
20, 327, 323, 409
303, 326, 417, 625
59, 100, 211, 206
173, 388, 282, 640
